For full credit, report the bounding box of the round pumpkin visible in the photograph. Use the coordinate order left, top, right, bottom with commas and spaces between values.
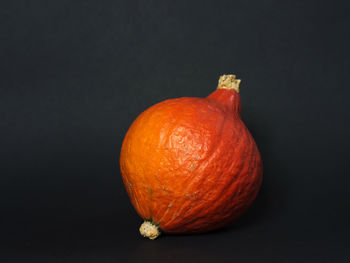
120, 74, 263, 239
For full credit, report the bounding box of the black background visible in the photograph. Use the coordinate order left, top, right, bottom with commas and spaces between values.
1, 0, 350, 262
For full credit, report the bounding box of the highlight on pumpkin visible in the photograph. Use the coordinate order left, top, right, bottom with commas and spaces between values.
120, 74, 263, 240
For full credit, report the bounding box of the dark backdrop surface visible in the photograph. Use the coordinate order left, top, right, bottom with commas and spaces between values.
1, 0, 350, 262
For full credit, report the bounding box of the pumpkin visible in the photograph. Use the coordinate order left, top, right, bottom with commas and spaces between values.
120, 74, 263, 239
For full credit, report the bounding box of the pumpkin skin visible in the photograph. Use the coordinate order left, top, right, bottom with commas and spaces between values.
120, 75, 263, 239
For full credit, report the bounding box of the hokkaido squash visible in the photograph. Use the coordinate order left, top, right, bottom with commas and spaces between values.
120, 74, 263, 239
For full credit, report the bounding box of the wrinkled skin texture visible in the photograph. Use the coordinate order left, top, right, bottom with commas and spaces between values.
120, 88, 263, 233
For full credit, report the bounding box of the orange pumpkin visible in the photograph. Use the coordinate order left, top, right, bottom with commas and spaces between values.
120, 74, 263, 239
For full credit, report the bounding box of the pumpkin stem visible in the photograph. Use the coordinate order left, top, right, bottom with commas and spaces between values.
139, 221, 161, 240
217, 74, 241, 93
